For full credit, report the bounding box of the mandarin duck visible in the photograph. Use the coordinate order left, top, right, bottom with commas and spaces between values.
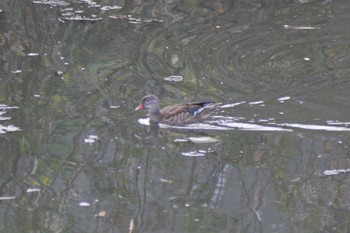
135, 94, 219, 125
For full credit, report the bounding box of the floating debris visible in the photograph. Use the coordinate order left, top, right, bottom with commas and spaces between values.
27, 188, 41, 193
84, 135, 99, 144
283, 25, 320, 30
108, 14, 128, 20
61, 12, 74, 17
143, 19, 164, 23
188, 136, 219, 143
61, 7, 74, 12
109, 14, 163, 24
11, 70, 22, 74
55, 71, 64, 76
100, 5, 122, 11
182, 148, 214, 157
127, 17, 142, 24
278, 96, 291, 103
129, 218, 135, 233
324, 169, 350, 176
258, 119, 269, 122
79, 0, 100, 7
60, 15, 102, 21
27, 53, 39, 56
182, 151, 206, 157
249, 100, 264, 105
79, 202, 91, 206
163, 75, 184, 82
174, 138, 190, 143
175, 136, 218, 143
97, 210, 107, 217
109, 105, 120, 109
160, 178, 173, 183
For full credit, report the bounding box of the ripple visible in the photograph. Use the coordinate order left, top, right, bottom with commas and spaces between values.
33, 0, 69, 7
138, 118, 292, 132
279, 123, 350, 132
143, 2, 349, 104
136, 2, 350, 124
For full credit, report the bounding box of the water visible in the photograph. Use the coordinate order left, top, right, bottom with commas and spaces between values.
1, 0, 350, 232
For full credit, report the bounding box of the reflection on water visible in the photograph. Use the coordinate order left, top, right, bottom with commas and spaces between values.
0, 105, 21, 133
1, 0, 350, 232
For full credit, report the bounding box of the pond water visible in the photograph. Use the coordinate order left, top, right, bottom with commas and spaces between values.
1, 0, 350, 232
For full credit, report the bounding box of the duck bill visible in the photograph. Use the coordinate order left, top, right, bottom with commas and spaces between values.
135, 104, 144, 111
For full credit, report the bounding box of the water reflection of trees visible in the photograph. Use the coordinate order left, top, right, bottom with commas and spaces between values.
1, 0, 350, 232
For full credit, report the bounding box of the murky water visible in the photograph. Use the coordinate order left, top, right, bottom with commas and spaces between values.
1, 0, 350, 232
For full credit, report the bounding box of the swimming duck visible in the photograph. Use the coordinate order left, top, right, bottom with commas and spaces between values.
135, 94, 219, 125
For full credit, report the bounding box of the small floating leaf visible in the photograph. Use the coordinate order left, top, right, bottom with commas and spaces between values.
27, 188, 40, 193
79, 202, 91, 206
188, 136, 219, 144
278, 96, 291, 101
98, 210, 107, 217
27, 53, 39, 56
11, 70, 22, 74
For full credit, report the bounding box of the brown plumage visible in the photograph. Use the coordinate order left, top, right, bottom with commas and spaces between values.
135, 94, 219, 125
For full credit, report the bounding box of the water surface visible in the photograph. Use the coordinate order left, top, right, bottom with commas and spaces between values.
0, 0, 350, 232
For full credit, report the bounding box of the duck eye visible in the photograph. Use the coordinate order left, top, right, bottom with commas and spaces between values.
145, 99, 151, 103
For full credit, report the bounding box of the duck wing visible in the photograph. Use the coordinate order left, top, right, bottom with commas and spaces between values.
160, 102, 214, 118
158, 102, 220, 125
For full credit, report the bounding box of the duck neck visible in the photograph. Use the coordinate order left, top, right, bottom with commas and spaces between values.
148, 104, 163, 122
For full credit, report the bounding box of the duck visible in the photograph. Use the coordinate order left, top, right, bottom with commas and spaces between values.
135, 94, 219, 125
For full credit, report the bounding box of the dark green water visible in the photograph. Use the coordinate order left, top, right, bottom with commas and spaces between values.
1, 0, 350, 232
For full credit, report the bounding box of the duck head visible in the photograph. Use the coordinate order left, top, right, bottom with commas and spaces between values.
135, 94, 161, 113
